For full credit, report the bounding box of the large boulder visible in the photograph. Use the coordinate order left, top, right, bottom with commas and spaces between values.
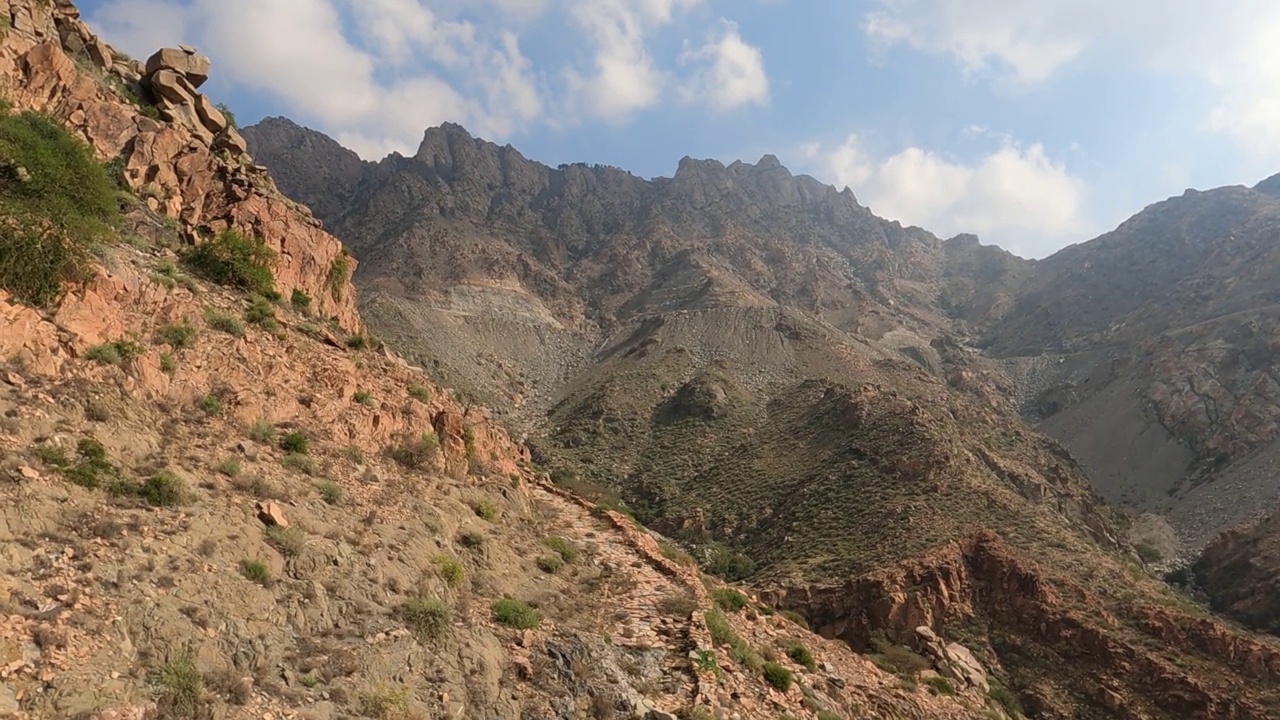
144, 46, 210, 87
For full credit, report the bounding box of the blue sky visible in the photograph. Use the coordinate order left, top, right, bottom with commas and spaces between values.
80, 0, 1280, 258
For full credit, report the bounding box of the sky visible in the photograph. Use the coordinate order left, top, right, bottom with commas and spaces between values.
79, 0, 1280, 259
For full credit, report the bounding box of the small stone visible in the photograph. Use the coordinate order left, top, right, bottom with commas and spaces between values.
0, 684, 15, 716
2, 372, 22, 388
17, 466, 39, 480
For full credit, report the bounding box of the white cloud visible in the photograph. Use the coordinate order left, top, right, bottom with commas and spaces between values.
802, 135, 1089, 258
88, 0, 543, 159
679, 20, 770, 111
863, 0, 1280, 155
564, 0, 702, 121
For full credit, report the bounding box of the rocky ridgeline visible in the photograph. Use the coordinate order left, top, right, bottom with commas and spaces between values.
0, 0, 359, 333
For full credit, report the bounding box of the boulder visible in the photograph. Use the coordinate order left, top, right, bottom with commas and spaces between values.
215, 127, 249, 156
144, 47, 210, 87
86, 38, 113, 69
945, 642, 989, 692
256, 500, 289, 527
147, 68, 196, 106
193, 93, 227, 134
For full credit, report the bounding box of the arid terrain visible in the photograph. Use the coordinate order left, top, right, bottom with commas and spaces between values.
2, 0, 1280, 718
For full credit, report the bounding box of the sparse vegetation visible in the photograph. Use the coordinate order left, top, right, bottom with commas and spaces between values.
265, 525, 306, 557
326, 249, 350, 300
280, 453, 319, 476
290, 287, 311, 312
780, 610, 809, 630
240, 559, 270, 584
84, 339, 143, 365
153, 652, 203, 718
705, 543, 756, 581
216, 457, 241, 477
869, 633, 932, 676
925, 675, 955, 696
785, 640, 816, 671
536, 555, 563, 573
244, 294, 277, 329
215, 102, 237, 129
762, 661, 793, 692
203, 308, 244, 337
249, 418, 276, 444
407, 384, 431, 402
473, 499, 499, 521
712, 588, 747, 612
183, 229, 275, 295
317, 480, 343, 505
279, 431, 309, 454
987, 679, 1023, 717
358, 684, 412, 720
816, 711, 843, 720
432, 555, 464, 587
541, 536, 579, 563
109, 470, 189, 507
389, 432, 440, 469
345, 333, 373, 350
1136, 542, 1163, 564
353, 389, 373, 406
154, 321, 198, 348
0, 110, 120, 307
491, 597, 539, 629
159, 352, 176, 373
657, 592, 699, 618
401, 596, 451, 642
197, 394, 222, 415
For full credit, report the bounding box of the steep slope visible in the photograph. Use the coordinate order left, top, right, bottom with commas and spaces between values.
243, 120, 1280, 718
0, 3, 1015, 720
982, 181, 1280, 547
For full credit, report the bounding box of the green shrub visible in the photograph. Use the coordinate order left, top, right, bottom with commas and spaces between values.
244, 295, 277, 327
85, 339, 144, 365
786, 640, 816, 671
216, 457, 241, 477
358, 684, 411, 720
706, 543, 755, 581
215, 102, 237, 129
326, 250, 350, 300
389, 432, 439, 469
184, 229, 275, 295
870, 633, 932, 676
432, 555, 464, 587
154, 321, 198, 348
290, 288, 311, 311
249, 418, 276, 444
401, 596, 451, 642
536, 555, 563, 573
265, 525, 306, 556
203, 308, 244, 337
988, 679, 1023, 717
925, 675, 955, 696
32, 443, 70, 469
279, 431, 308, 453
159, 352, 176, 373
353, 390, 373, 406
345, 334, 371, 350
0, 110, 119, 307
316, 480, 343, 505
712, 588, 747, 612
240, 558, 270, 584
1135, 542, 1163, 564
407, 384, 431, 402
197, 394, 222, 415
491, 598, 539, 629
762, 662, 792, 692
280, 453, 318, 476
705, 608, 735, 646
111, 470, 188, 506
473, 499, 499, 521
541, 536, 579, 563
153, 652, 203, 718
657, 592, 698, 618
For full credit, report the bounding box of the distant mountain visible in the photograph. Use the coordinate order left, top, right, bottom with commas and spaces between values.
243, 117, 1280, 717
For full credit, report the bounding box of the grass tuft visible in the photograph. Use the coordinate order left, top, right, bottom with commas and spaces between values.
491, 597, 539, 629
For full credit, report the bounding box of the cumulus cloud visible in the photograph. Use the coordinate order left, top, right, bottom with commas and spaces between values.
802, 135, 1089, 258
563, 0, 702, 122
88, 0, 543, 159
863, 0, 1280, 155
679, 20, 770, 111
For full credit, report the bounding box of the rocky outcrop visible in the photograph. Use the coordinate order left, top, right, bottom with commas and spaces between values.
766, 531, 1280, 719
1194, 511, 1280, 635
0, 0, 359, 331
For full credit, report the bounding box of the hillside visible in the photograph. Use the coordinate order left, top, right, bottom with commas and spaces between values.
244, 117, 1280, 716
0, 2, 1025, 719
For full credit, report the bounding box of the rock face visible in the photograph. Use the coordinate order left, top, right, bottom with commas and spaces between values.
0, 1, 360, 332
1195, 510, 1280, 635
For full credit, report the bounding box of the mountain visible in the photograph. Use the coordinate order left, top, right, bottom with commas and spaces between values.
0, 3, 1032, 719
244, 119, 1280, 718
981, 180, 1280, 548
